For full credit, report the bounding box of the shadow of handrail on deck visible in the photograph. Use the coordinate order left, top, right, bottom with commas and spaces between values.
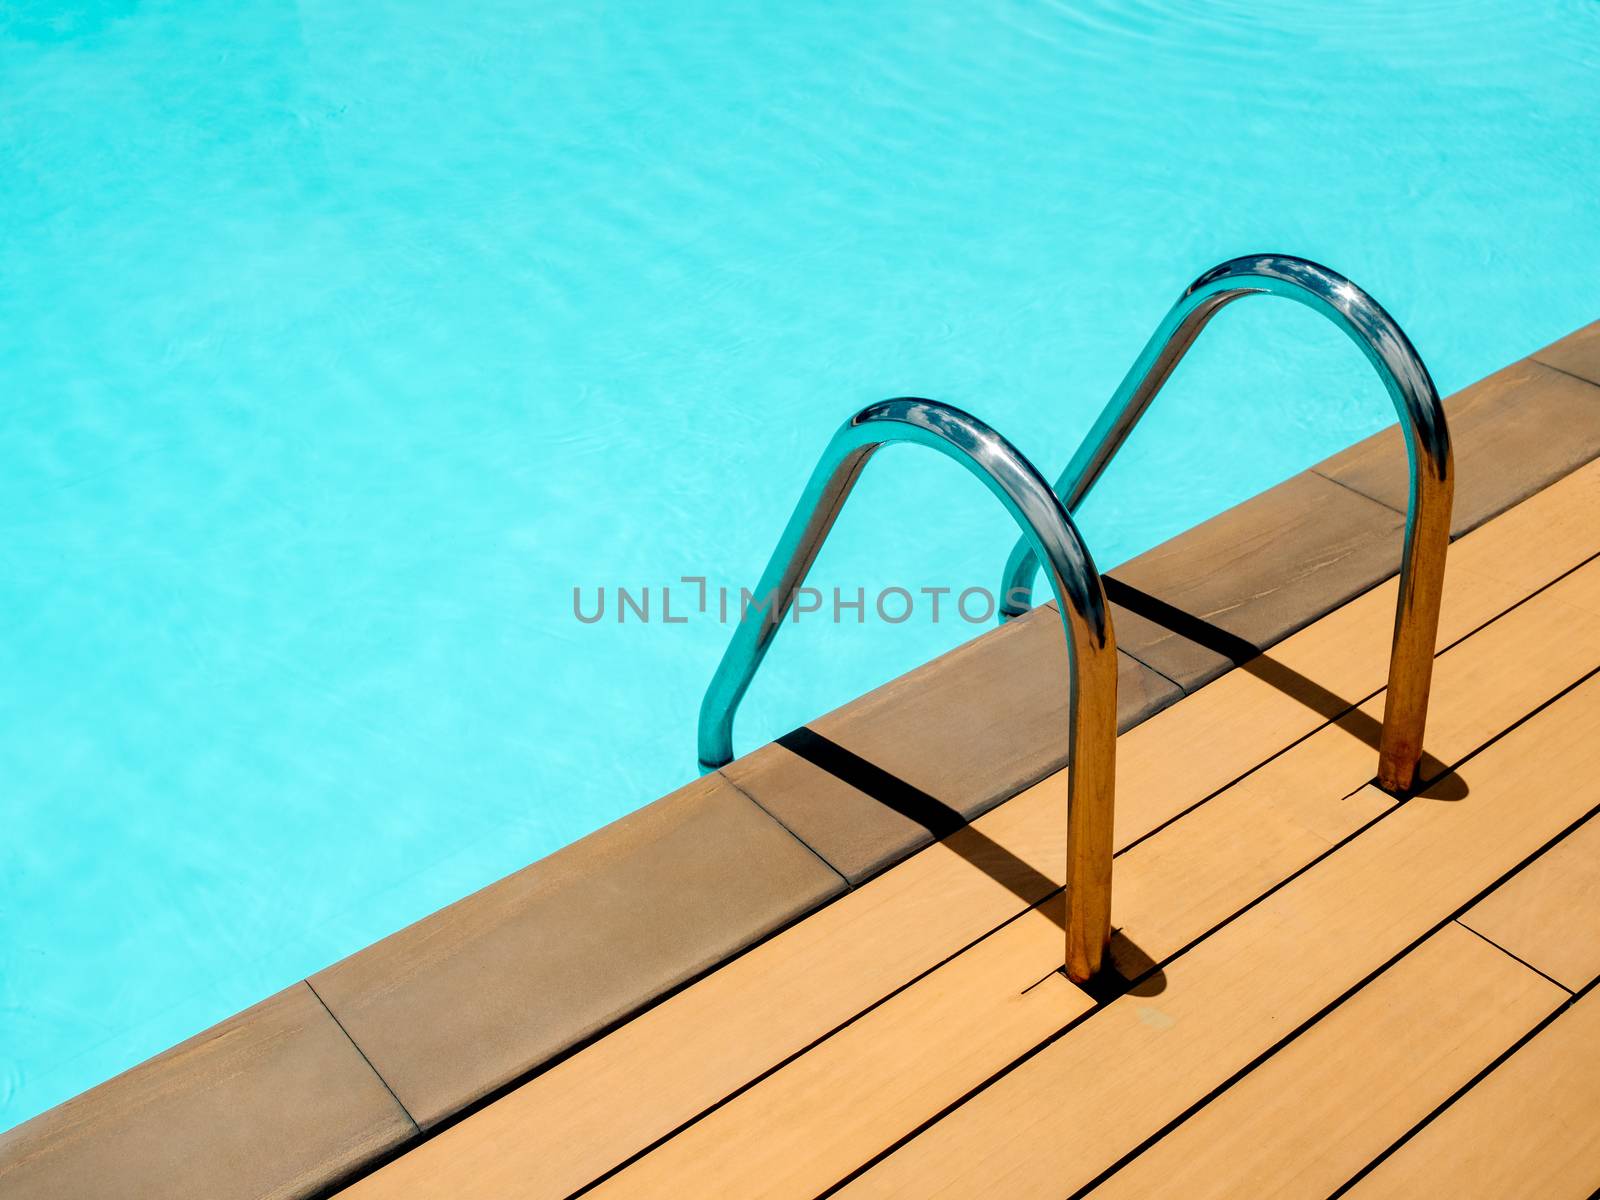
1104, 577, 1451, 788
775, 727, 1167, 998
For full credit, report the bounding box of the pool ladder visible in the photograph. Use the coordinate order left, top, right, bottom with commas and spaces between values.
698, 254, 1455, 985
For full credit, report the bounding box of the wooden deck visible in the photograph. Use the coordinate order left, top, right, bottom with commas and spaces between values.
342, 458, 1600, 1200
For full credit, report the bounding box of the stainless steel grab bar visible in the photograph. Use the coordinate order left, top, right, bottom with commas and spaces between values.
999, 254, 1454, 794
698, 398, 1118, 982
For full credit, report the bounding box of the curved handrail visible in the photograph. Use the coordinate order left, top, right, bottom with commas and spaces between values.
999, 254, 1454, 794
699, 398, 1118, 982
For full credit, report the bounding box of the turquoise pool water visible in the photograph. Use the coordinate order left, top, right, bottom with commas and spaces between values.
4, 0, 1599, 1130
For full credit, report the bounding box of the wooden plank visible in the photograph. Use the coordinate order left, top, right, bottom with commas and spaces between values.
586, 564, 1600, 1199
1401, 556, 1600, 762
1087, 923, 1565, 1199
1462, 813, 1600, 991
340, 463, 1600, 1200
839, 673, 1600, 1199
1347, 988, 1600, 1200
1454, 453, 1600, 597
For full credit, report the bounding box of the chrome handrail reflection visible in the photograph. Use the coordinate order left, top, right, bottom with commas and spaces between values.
698, 398, 1118, 982
999, 254, 1454, 793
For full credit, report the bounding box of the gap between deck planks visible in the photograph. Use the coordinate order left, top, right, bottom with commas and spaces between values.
339, 459, 1600, 1200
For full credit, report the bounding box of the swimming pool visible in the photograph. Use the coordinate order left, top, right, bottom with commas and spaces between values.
3, 0, 1598, 1130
